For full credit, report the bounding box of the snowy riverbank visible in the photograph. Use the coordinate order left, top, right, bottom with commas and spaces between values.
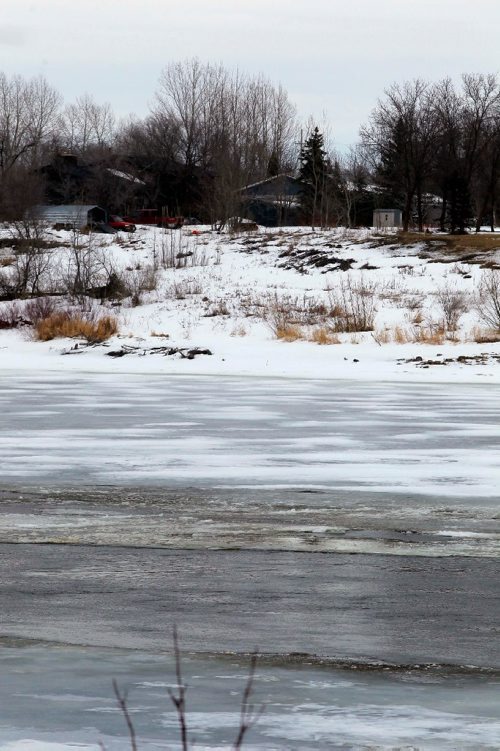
1, 225, 500, 383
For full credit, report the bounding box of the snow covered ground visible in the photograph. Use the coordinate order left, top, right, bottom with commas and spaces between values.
1, 224, 500, 382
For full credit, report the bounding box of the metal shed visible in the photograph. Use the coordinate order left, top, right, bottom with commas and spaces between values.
373, 209, 402, 229
32, 205, 106, 229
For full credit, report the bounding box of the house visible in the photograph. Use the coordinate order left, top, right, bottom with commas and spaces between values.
38, 154, 93, 205
38, 153, 146, 211
32, 204, 106, 229
239, 174, 303, 226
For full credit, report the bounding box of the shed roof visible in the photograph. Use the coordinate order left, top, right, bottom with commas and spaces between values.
32, 204, 106, 224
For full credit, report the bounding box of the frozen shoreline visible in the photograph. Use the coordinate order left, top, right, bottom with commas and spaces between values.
2, 330, 500, 384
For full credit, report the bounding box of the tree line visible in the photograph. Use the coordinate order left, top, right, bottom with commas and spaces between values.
1, 61, 499, 232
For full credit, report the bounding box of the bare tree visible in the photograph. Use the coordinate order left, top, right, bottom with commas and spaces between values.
9, 217, 53, 296
360, 80, 437, 231
59, 93, 116, 155
0, 73, 61, 177
0, 73, 61, 218
433, 74, 500, 233
153, 59, 297, 222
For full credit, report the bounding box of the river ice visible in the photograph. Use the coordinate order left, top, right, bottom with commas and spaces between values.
1, 374, 499, 748
1, 374, 499, 497
0, 645, 499, 751
0, 374, 499, 557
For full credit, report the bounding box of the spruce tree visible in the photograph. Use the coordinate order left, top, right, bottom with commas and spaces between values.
298, 127, 329, 228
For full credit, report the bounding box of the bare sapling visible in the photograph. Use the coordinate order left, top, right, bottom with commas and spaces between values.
109, 628, 263, 750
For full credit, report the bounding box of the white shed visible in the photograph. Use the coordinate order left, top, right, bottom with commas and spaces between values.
31, 204, 106, 229
373, 209, 402, 229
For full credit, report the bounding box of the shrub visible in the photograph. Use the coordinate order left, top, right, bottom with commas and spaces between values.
328, 275, 378, 332
261, 292, 339, 336
24, 296, 57, 323
0, 301, 24, 328
476, 270, 500, 329
123, 265, 158, 306
436, 283, 469, 330
34, 310, 118, 343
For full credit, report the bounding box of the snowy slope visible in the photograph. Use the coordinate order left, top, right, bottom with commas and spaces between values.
1, 224, 500, 383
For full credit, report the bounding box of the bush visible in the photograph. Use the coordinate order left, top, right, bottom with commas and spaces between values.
262, 292, 339, 336
436, 283, 469, 330
0, 301, 25, 328
476, 270, 500, 329
122, 265, 158, 306
24, 296, 57, 323
34, 310, 118, 343
328, 275, 378, 332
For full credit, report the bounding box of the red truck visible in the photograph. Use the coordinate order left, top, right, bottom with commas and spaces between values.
124, 209, 184, 229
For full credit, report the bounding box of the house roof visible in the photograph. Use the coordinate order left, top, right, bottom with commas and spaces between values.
239, 173, 302, 192
106, 168, 146, 186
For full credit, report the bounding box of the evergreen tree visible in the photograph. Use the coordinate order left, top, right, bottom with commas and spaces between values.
298, 127, 330, 228
266, 151, 280, 178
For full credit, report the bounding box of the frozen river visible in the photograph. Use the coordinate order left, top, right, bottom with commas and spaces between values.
0, 644, 499, 751
0, 374, 499, 748
1, 373, 499, 497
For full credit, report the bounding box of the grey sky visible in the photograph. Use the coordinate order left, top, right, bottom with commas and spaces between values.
1, 0, 499, 149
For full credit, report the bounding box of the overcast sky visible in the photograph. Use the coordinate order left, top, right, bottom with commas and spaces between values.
1, 0, 499, 149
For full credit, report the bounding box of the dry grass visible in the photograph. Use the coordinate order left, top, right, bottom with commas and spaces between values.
275, 324, 303, 341
372, 328, 392, 344
309, 327, 340, 345
230, 324, 248, 337
0, 256, 14, 267
395, 232, 500, 252
412, 325, 447, 345
375, 232, 500, 261
150, 331, 170, 338
35, 311, 118, 342
470, 326, 500, 343
394, 325, 411, 344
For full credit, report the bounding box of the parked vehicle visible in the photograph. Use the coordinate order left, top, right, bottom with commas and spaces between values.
108, 215, 136, 232
124, 209, 184, 229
